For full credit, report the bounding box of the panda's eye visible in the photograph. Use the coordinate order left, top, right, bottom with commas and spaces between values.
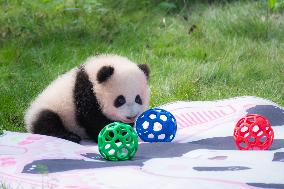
114, 95, 126, 108
135, 95, 142, 105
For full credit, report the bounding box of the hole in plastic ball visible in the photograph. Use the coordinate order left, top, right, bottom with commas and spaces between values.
118, 148, 128, 157
257, 131, 263, 136
115, 141, 122, 147
153, 122, 162, 131
105, 144, 111, 149
240, 142, 247, 148
240, 126, 248, 133
252, 125, 259, 132
160, 115, 167, 121
260, 136, 267, 143
244, 132, 249, 138
149, 114, 157, 119
125, 136, 131, 142
121, 131, 128, 136
158, 134, 165, 139
170, 135, 173, 139
142, 121, 149, 129
108, 131, 115, 138
148, 134, 154, 139
248, 136, 255, 142
109, 149, 115, 155
247, 118, 254, 124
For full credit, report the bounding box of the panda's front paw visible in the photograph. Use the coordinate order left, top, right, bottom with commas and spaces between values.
63, 133, 82, 143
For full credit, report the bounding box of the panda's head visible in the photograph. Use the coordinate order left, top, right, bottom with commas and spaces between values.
85, 55, 150, 123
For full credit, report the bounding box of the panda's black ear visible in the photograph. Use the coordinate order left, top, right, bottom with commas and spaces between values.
97, 66, 114, 83
138, 64, 150, 80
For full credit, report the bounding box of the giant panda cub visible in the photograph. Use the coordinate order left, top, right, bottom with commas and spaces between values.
25, 55, 150, 143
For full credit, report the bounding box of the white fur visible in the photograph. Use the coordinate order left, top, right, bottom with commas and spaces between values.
25, 55, 150, 139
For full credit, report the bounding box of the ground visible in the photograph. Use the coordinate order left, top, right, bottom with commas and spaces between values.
0, 0, 283, 132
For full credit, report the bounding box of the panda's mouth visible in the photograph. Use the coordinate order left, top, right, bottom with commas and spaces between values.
120, 117, 136, 123
107, 113, 137, 124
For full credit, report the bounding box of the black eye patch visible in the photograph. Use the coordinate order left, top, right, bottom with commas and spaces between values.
114, 95, 126, 108
135, 95, 142, 105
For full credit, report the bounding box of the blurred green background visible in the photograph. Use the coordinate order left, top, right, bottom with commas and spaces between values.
0, 0, 283, 132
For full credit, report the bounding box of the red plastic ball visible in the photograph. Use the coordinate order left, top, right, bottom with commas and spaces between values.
233, 114, 274, 150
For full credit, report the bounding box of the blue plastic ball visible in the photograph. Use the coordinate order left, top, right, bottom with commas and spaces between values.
135, 108, 177, 142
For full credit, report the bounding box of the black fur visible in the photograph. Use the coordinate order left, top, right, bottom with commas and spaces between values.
138, 64, 150, 80
114, 95, 126, 108
74, 66, 113, 143
97, 66, 114, 83
135, 95, 142, 105
32, 110, 81, 143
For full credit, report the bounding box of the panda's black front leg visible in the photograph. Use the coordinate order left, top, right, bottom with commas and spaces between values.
75, 109, 108, 143
83, 119, 110, 143
77, 114, 112, 143
74, 67, 113, 143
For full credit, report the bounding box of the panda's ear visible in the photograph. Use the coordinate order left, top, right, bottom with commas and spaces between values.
138, 64, 150, 80
97, 66, 114, 83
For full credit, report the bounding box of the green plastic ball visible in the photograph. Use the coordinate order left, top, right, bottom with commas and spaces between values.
98, 122, 138, 161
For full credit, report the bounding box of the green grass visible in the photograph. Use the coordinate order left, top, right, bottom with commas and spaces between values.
0, 0, 283, 132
